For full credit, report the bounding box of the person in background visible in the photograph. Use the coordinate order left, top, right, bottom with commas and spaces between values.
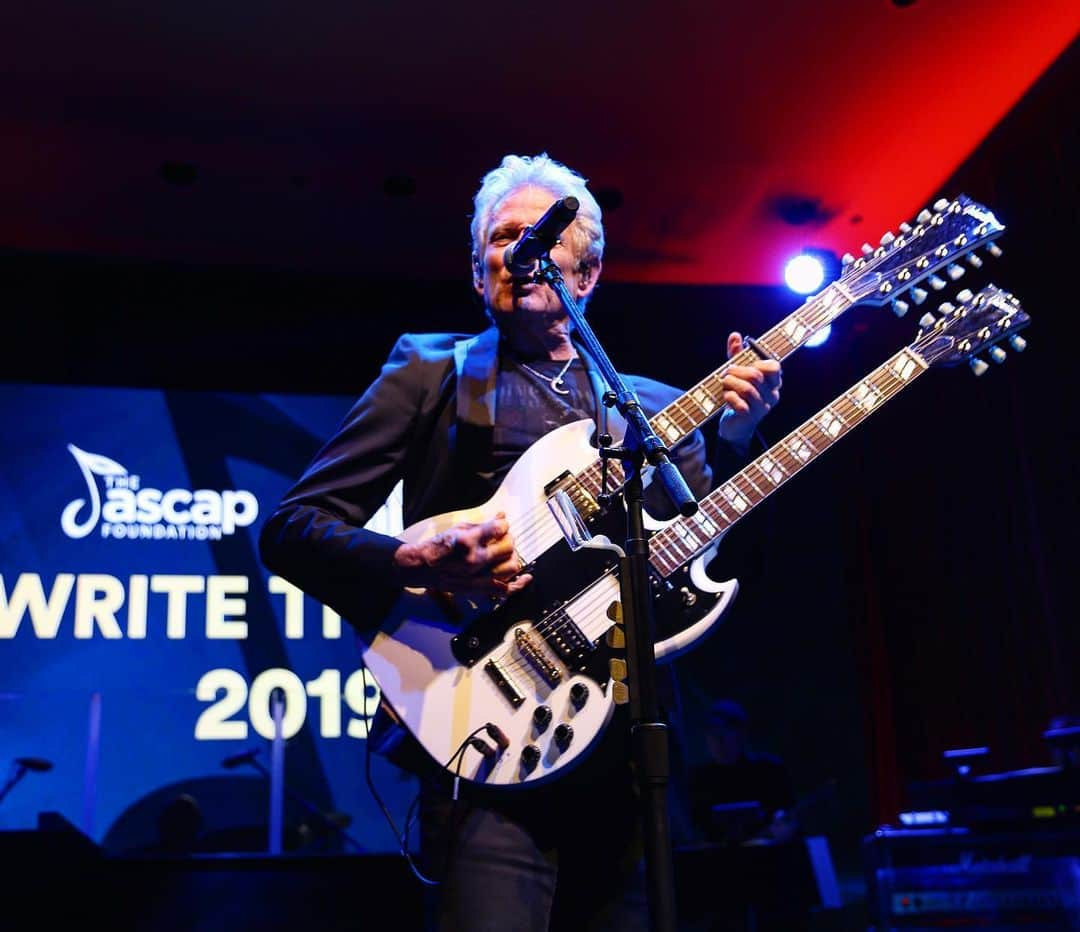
685, 698, 798, 847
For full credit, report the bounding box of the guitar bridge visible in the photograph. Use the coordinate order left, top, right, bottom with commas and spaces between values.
483, 658, 525, 708
514, 627, 562, 687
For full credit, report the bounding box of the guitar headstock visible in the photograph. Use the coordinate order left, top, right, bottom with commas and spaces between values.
909, 284, 1031, 374
838, 194, 1005, 311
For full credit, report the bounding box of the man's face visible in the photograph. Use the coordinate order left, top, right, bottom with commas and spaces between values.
474, 185, 599, 324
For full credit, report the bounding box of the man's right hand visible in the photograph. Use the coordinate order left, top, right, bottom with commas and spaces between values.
393, 511, 532, 596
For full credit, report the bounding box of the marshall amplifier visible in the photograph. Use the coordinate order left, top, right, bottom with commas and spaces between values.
863, 826, 1080, 931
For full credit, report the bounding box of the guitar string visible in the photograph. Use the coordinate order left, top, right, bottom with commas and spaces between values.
454, 217, 983, 681
478, 297, 1000, 691
649, 363, 918, 572
502, 217, 977, 560
486, 364, 919, 682
505, 290, 838, 546
502, 284, 852, 559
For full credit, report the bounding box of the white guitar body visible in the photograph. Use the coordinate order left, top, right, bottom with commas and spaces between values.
359, 418, 739, 788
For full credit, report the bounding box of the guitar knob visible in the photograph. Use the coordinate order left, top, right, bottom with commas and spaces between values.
553, 723, 574, 752
989, 346, 1007, 364
841, 252, 855, 267
946, 263, 965, 280
928, 275, 947, 291
911, 287, 929, 305
933, 198, 950, 211
988, 242, 1003, 258
969, 357, 989, 377
919, 313, 936, 329
891, 298, 909, 317
1009, 334, 1027, 352
520, 744, 541, 772
569, 682, 590, 710
967, 254, 983, 268
532, 705, 553, 732
899, 221, 913, 234
861, 242, 873, 256
917, 209, 932, 224
956, 288, 974, 303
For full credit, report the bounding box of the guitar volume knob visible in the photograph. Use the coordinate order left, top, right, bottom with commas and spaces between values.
520, 744, 541, 772
553, 723, 574, 751
532, 705, 553, 732
569, 683, 589, 710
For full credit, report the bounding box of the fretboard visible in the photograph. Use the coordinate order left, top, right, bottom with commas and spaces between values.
648, 344, 930, 577
572, 280, 858, 500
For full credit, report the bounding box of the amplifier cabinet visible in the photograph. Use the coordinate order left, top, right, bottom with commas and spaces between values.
863, 826, 1080, 931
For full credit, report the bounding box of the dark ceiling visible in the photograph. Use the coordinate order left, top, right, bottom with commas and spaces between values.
5, 1, 1078, 286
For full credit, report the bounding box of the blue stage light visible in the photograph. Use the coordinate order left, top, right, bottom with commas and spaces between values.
784, 253, 825, 294
805, 324, 831, 347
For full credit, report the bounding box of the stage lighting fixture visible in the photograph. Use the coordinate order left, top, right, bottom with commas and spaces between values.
805, 324, 832, 348
784, 254, 824, 294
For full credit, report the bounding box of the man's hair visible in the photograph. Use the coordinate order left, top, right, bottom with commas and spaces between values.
470, 153, 605, 273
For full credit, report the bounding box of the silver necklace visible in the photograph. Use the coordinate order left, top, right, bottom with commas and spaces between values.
517, 357, 574, 396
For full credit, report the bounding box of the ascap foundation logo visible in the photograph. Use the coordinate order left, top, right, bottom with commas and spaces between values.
60, 444, 258, 541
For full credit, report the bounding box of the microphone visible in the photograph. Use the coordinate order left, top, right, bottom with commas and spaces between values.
14, 757, 53, 772
221, 748, 260, 769
503, 196, 579, 277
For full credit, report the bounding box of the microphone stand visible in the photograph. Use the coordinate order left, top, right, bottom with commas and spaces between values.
535, 254, 697, 932
0, 762, 30, 806
231, 754, 368, 854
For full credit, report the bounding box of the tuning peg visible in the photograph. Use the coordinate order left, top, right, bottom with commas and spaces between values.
967, 254, 983, 268
919, 312, 937, 328
938, 302, 956, 315
841, 252, 855, 267
969, 357, 990, 377
956, 288, 974, 303
880, 232, 895, 247
899, 221, 913, 234
929, 275, 947, 290
891, 297, 910, 317
989, 346, 1007, 364
911, 287, 929, 305
1009, 334, 1028, 352
933, 198, 950, 211
861, 243, 874, 256
916, 209, 932, 224
988, 242, 1003, 258
946, 263, 965, 280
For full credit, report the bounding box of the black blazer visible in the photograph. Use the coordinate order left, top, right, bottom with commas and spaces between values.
258, 325, 723, 633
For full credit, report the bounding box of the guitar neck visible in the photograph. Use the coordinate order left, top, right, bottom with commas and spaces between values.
650, 281, 857, 446
649, 344, 931, 577
572, 281, 859, 499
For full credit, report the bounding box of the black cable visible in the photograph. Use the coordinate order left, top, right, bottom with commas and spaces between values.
361, 673, 491, 887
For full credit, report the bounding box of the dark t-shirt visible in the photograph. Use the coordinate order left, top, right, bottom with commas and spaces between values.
483, 356, 595, 493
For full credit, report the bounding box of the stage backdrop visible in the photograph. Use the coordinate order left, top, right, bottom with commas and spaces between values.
0, 382, 417, 855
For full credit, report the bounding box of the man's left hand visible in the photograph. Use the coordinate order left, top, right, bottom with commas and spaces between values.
717, 331, 782, 451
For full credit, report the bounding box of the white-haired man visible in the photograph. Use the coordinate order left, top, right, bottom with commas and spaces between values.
260, 152, 781, 930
